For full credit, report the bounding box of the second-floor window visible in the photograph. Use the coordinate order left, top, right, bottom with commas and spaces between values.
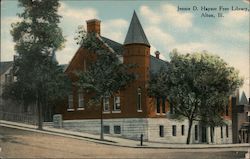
137, 88, 142, 111
78, 93, 84, 109
68, 94, 74, 110
103, 96, 110, 112
156, 97, 160, 113
162, 97, 166, 113
169, 98, 174, 114
114, 96, 121, 111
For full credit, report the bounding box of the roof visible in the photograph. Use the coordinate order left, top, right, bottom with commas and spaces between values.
150, 56, 169, 74
239, 91, 248, 105
0, 61, 13, 75
100, 36, 124, 54
124, 11, 150, 46
99, 36, 168, 73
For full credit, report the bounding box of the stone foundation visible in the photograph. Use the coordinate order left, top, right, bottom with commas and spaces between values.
61, 117, 232, 144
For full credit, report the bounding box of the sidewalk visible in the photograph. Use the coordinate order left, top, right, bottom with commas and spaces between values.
0, 120, 249, 149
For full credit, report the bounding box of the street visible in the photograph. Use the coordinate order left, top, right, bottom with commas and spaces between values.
0, 126, 248, 159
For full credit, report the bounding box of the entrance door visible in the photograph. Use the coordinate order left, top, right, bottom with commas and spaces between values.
201, 126, 207, 143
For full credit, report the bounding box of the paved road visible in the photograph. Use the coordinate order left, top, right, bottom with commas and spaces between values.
0, 126, 248, 159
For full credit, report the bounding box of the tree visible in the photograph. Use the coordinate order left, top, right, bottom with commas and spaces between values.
148, 50, 243, 144
75, 29, 135, 140
4, 0, 69, 130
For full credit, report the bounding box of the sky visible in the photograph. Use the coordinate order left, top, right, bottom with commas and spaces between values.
1, 0, 250, 97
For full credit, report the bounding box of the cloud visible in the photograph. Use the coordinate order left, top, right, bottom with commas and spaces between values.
140, 6, 161, 24
102, 19, 128, 43
1, 16, 20, 61
1, 40, 16, 61
161, 4, 193, 29
145, 26, 175, 46
139, 4, 193, 30
59, 2, 98, 24
56, 2, 99, 64
221, 10, 249, 27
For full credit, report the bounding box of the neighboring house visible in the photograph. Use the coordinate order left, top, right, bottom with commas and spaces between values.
232, 91, 250, 143
56, 11, 233, 144
0, 53, 66, 122
0, 61, 17, 113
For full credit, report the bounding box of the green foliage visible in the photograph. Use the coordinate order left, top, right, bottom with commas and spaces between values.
148, 50, 243, 143
167, 51, 243, 122
75, 32, 135, 105
3, 0, 70, 128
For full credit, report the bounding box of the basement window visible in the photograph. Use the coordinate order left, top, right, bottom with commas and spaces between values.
172, 125, 176, 136
104, 126, 110, 134
159, 125, 164, 137
114, 125, 121, 134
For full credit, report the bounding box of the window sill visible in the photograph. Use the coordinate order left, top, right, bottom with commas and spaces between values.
112, 110, 121, 113
156, 113, 160, 115
77, 108, 85, 110
103, 111, 111, 114
137, 110, 142, 112
67, 109, 74, 112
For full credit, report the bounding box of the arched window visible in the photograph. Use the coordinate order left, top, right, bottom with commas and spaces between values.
137, 88, 142, 111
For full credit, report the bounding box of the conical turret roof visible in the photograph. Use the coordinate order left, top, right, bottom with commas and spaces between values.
124, 11, 150, 46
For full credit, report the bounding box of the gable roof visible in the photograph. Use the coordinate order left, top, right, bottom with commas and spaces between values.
239, 91, 248, 105
100, 36, 124, 54
0, 61, 13, 75
124, 11, 150, 46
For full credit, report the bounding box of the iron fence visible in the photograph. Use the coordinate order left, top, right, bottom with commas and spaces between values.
0, 111, 38, 125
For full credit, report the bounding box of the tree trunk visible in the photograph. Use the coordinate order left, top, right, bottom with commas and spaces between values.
186, 119, 193, 144
37, 95, 43, 130
100, 102, 104, 140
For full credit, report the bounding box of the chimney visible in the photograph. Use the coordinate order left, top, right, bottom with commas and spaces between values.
155, 51, 160, 59
86, 19, 101, 35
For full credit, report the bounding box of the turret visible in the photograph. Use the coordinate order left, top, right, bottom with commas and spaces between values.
122, 11, 150, 117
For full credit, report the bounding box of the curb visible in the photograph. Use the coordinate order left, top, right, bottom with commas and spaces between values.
0, 121, 249, 149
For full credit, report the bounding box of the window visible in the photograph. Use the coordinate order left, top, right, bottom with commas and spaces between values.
5, 74, 12, 83
137, 88, 142, 111
169, 98, 174, 114
156, 97, 160, 113
221, 126, 223, 138
181, 125, 185, 136
78, 93, 84, 109
225, 104, 229, 116
162, 97, 166, 113
226, 125, 229, 138
103, 96, 110, 112
68, 94, 74, 110
114, 125, 121, 134
172, 125, 176, 136
195, 125, 198, 140
159, 125, 164, 137
114, 96, 120, 111
104, 126, 110, 134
